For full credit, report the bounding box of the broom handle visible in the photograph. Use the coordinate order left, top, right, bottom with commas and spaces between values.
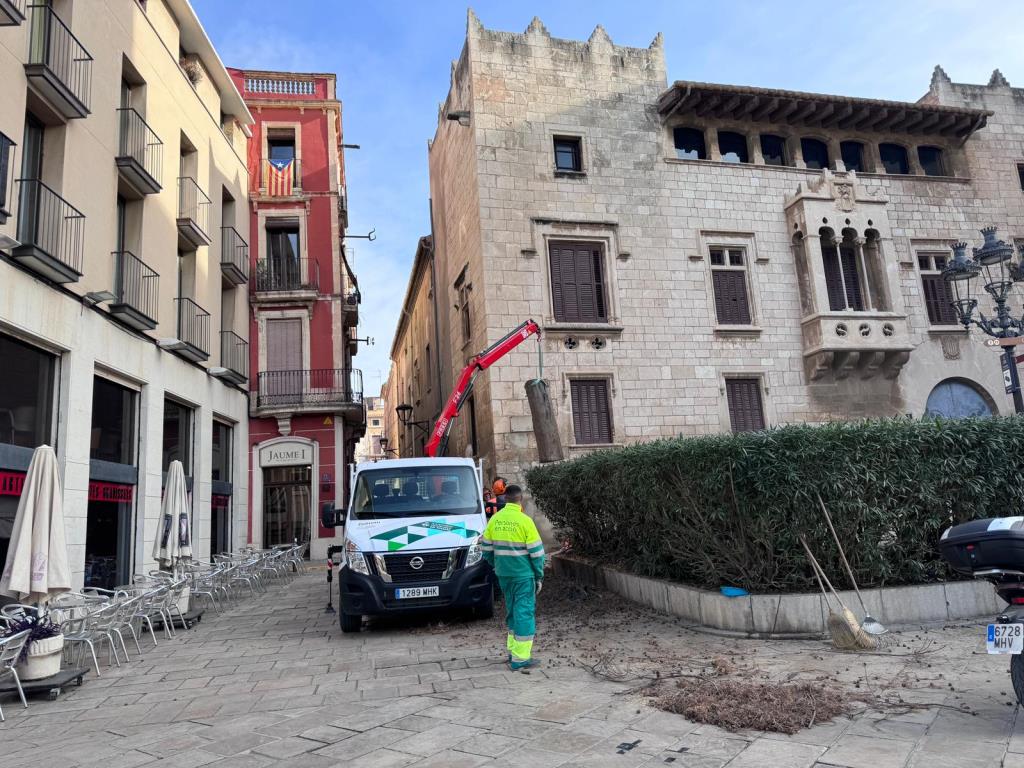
800, 537, 840, 611
817, 494, 870, 615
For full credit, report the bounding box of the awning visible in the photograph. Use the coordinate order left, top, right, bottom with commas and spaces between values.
657, 81, 991, 140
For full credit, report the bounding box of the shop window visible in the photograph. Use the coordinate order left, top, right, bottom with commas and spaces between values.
553, 136, 582, 172
162, 399, 192, 475
726, 378, 766, 433
918, 146, 946, 177
0, 333, 56, 449
90, 377, 136, 465
801, 138, 829, 170
879, 143, 909, 174
673, 127, 706, 160
211, 420, 232, 482
717, 131, 748, 163
709, 247, 752, 325
548, 240, 608, 323
263, 465, 311, 547
840, 141, 865, 173
570, 379, 613, 445
760, 134, 788, 166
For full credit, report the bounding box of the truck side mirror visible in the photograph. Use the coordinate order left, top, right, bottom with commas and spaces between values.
320, 503, 343, 529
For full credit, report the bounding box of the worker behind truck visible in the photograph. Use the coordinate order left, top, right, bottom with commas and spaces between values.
483, 477, 508, 519
480, 484, 545, 670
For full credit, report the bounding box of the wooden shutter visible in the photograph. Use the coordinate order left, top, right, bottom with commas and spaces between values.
922, 274, 957, 325
549, 242, 607, 323
712, 270, 751, 324
725, 378, 765, 433
840, 247, 864, 311
822, 246, 846, 311
570, 379, 612, 444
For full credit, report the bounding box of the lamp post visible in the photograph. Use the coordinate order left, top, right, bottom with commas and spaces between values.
377, 437, 395, 458
943, 227, 1024, 414
395, 403, 432, 454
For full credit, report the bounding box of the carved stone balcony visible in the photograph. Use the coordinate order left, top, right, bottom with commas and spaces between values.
801, 313, 912, 381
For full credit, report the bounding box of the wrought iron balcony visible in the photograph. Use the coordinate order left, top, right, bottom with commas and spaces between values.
252, 257, 319, 299
115, 108, 163, 197
344, 288, 360, 322
219, 330, 248, 386
175, 297, 210, 362
24, 4, 92, 120
254, 368, 363, 416
177, 176, 211, 249
220, 226, 248, 285
109, 251, 158, 331
0, 0, 24, 27
260, 158, 301, 195
11, 178, 84, 283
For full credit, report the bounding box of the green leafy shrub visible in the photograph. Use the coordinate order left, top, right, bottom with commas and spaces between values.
526, 417, 1024, 592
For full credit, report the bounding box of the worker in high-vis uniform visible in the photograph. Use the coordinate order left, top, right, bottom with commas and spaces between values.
480, 484, 545, 670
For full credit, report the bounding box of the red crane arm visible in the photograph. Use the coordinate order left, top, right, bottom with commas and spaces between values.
425, 320, 541, 457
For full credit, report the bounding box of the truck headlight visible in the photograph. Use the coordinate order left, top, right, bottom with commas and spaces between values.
345, 540, 370, 575
465, 541, 483, 567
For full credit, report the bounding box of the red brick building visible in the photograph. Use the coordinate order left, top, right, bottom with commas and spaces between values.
228, 68, 364, 560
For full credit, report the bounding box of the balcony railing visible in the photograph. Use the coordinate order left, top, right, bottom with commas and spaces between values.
256, 368, 363, 410
175, 297, 210, 361
110, 250, 158, 330
12, 178, 84, 282
0, 0, 25, 27
245, 77, 315, 96
25, 4, 92, 119
220, 330, 248, 384
116, 108, 163, 196
260, 159, 301, 194
252, 257, 319, 294
177, 176, 211, 248
220, 226, 248, 285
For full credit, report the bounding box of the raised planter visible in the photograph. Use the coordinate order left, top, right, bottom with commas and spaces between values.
553, 555, 1004, 638
17, 634, 64, 681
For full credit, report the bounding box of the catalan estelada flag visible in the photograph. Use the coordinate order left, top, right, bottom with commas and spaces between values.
266, 158, 294, 196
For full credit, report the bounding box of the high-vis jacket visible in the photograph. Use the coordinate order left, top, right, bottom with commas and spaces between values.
480, 502, 545, 581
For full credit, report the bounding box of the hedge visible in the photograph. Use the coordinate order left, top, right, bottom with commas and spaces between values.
526, 417, 1024, 592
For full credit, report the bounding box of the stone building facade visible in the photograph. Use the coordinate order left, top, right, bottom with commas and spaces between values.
396, 12, 1024, 486
0, 0, 252, 588
355, 395, 387, 463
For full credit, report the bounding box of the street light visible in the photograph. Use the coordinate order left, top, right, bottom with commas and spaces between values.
943, 227, 1024, 413
395, 403, 431, 437
377, 437, 395, 458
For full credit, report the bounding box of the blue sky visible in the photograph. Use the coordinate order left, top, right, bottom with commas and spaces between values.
192, 1, 1024, 399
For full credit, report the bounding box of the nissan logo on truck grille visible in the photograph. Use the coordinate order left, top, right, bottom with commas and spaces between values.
409, 556, 425, 570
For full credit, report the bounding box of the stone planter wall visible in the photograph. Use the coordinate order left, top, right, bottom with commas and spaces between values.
553, 556, 1004, 638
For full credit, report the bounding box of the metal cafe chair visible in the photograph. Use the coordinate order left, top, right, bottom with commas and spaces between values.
0, 629, 30, 721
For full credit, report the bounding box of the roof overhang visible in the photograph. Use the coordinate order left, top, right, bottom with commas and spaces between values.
657, 81, 991, 140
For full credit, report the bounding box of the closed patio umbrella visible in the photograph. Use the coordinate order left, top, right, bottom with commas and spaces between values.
154, 460, 192, 570
0, 445, 71, 604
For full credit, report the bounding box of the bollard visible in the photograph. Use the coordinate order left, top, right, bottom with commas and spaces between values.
325, 558, 336, 613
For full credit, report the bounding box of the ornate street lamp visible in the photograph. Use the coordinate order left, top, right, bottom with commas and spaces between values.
943, 227, 1024, 413
395, 403, 431, 437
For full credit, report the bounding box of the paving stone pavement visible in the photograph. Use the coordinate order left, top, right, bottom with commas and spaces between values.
2, 570, 1023, 767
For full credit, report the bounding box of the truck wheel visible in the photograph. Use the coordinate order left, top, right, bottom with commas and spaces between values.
474, 590, 495, 620
1011, 655, 1024, 705
340, 611, 362, 633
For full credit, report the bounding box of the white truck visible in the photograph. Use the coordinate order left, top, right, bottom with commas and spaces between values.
324, 456, 495, 633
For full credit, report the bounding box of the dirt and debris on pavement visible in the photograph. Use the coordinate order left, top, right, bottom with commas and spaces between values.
410, 572, 1013, 734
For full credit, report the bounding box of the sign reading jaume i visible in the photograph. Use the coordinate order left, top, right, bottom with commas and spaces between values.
260, 441, 312, 467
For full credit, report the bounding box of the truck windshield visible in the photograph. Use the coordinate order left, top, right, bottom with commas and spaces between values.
351, 466, 481, 520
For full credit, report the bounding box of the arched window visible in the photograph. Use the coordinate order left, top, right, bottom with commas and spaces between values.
918, 146, 946, 177
760, 134, 788, 166
717, 131, 748, 163
879, 143, 909, 174
673, 127, 706, 160
840, 141, 865, 173
925, 379, 994, 419
800, 138, 829, 170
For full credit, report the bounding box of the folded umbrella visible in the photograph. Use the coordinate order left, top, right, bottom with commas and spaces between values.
155, 460, 192, 569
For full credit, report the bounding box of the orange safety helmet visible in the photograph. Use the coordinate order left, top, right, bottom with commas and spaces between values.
492, 478, 507, 495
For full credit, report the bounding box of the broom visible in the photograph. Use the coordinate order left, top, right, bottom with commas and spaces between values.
800, 537, 877, 651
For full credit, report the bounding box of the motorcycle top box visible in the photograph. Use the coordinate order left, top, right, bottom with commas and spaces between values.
940, 517, 1024, 576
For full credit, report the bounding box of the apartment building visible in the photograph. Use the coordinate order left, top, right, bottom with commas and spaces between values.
227, 68, 364, 561
0, 0, 252, 589
390, 13, 1024, 484
354, 395, 386, 463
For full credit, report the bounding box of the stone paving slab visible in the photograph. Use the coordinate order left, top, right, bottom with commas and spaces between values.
0, 571, 1023, 767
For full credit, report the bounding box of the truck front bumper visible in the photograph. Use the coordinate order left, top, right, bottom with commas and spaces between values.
339, 561, 492, 616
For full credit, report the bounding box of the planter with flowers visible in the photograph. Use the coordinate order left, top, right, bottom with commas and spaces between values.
3, 614, 64, 681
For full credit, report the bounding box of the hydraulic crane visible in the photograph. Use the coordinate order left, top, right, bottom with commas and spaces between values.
425, 320, 541, 457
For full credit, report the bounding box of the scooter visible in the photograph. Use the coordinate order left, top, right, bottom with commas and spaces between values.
940, 517, 1024, 703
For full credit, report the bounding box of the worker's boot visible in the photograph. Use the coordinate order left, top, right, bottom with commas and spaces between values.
509, 657, 539, 671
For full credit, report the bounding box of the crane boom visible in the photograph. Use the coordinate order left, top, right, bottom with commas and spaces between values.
425, 319, 541, 457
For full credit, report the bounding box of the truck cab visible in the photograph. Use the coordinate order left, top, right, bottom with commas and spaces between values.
331, 456, 494, 633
